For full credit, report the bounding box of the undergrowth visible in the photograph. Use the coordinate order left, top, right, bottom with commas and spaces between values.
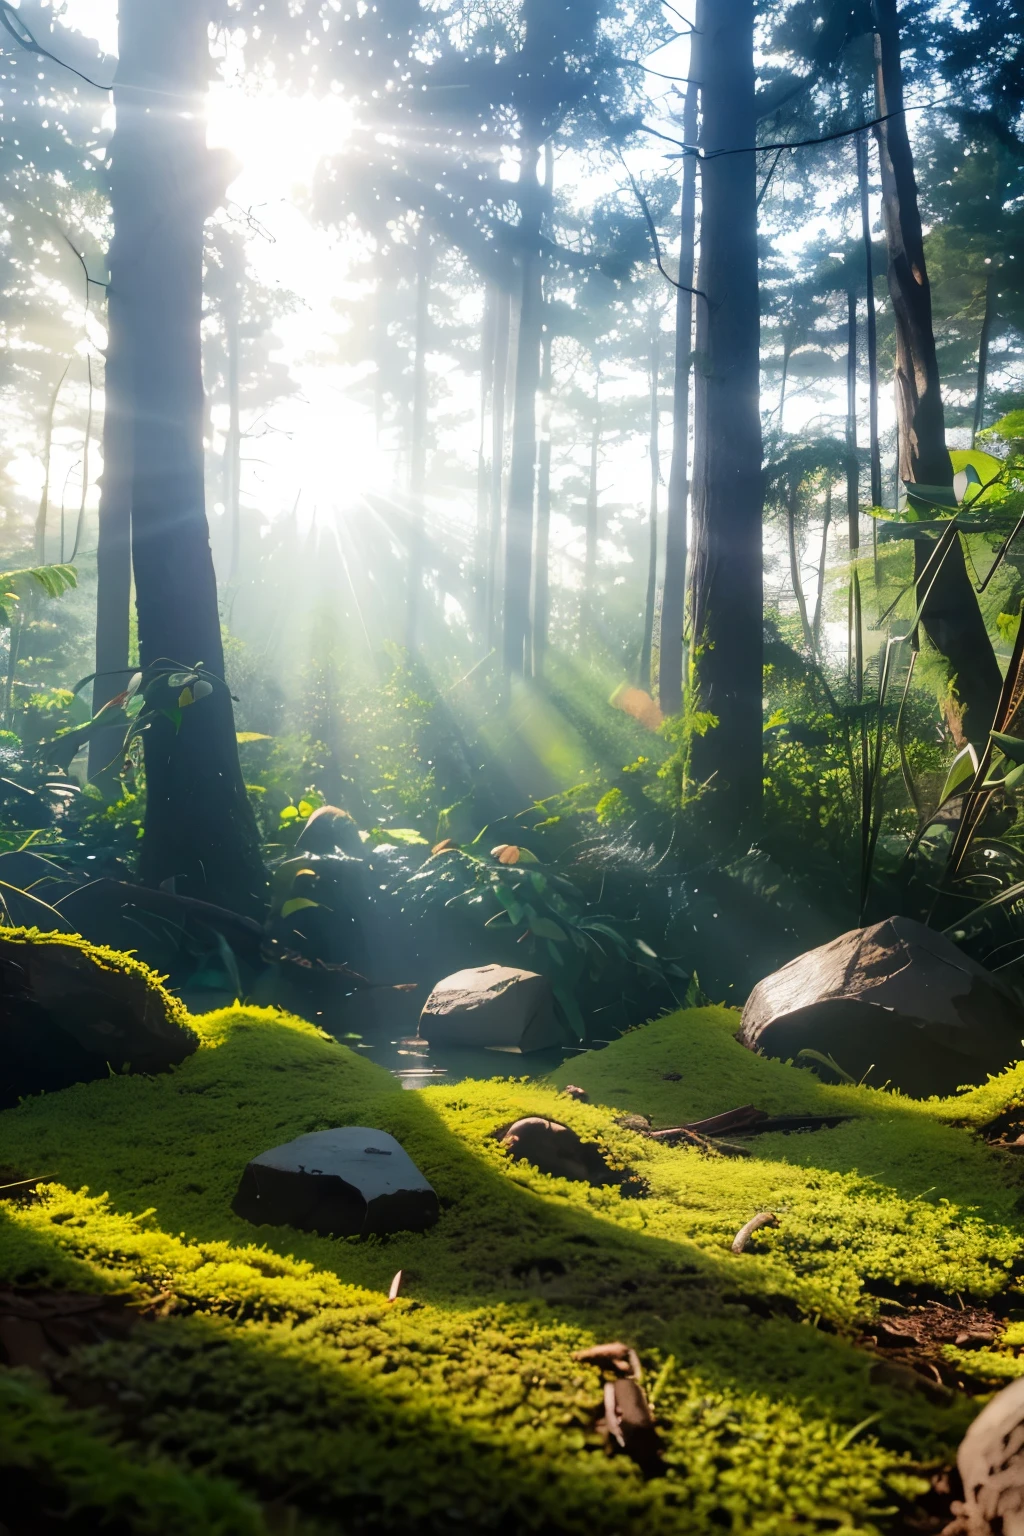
3, 1004, 1024, 1531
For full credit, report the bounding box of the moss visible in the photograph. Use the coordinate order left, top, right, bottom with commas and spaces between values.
0, 1369, 264, 1534
3, 1003, 1024, 1532
0, 924, 192, 1033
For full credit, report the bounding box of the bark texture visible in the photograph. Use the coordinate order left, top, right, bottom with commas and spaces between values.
872, 0, 1001, 743
687, 0, 763, 827
114, 0, 265, 913
503, 144, 543, 675
659, 52, 699, 716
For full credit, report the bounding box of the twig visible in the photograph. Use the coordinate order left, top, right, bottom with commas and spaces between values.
0, 1174, 56, 1193
731, 1211, 779, 1254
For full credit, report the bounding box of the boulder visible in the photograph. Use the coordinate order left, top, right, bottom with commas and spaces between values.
419, 964, 562, 1052
498, 1117, 619, 1186
945, 1373, 1024, 1535
232, 1127, 439, 1237
738, 915, 1024, 1097
0, 928, 197, 1108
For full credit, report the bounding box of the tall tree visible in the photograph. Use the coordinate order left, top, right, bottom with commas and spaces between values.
639, 305, 661, 690
659, 60, 699, 715
687, 0, 764, 828
113, 0, 264, 910
871, 0, 1002, 745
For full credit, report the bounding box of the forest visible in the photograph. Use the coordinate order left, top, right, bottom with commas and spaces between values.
5, 0, 1024, 1529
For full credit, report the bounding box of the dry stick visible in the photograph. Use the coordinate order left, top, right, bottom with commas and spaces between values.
0, 1174, 56, 1193
731, 1212, 779, 1254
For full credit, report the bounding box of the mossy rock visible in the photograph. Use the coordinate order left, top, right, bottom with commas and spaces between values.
3, 1002, 1024, 1531
0, 926, 196, 1108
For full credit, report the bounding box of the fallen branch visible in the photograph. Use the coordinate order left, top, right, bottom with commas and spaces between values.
731, 1211, 779, 1254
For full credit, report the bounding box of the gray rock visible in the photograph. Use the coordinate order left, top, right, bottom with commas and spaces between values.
419, 964, 562, 1052
232, 1127, 439, 1237
738, 915, 1024, 1097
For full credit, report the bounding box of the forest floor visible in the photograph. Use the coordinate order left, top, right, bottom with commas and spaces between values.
3, 1002, 1024, 1533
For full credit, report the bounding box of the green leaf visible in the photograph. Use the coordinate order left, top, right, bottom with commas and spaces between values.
281, 897, 319, 918
379, 827, 429, 846
992, 731, 1024, 765
939, 743, 979, 804
279, 806, 300, 822
530, 917, 567, 941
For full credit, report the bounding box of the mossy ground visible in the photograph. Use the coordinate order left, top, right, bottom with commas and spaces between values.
3, 1002, 1024, 1532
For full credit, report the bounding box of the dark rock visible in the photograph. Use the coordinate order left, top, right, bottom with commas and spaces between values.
0, 930, 198, 1108
232, 1127, 439, 1237
419, 964, 562, 1052
498, 1117, 620, 1186
738, 916, 1024, 1097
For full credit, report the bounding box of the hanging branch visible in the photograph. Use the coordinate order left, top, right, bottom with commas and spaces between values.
653, 98, 950, 160
0, 1, 112, 89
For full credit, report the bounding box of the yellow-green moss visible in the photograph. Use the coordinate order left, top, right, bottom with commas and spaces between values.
4, 1003, 1024, 1532
0, 922, 194, 1040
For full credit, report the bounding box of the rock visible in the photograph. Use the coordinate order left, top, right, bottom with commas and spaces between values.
0, 928, 198, 1108
945, 1374, 1024, 1534
738, 916, 1024, 1097
232, 1127, 439, 1237
498, 1117, 619, 1185
419, 964, 562, 1052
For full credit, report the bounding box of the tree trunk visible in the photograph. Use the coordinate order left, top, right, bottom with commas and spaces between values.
90, 289, 132, 784
777, 340, 791, 428
476, 284, 496, 640
687, 0, 764, 828
115, 0, 264, 913
812, 480, 832, 654
972, 267, 995, 446
659, 53, 699, 716
503, 142, 543, 676
225, 297, 241, 585
532, 320, 553, 677
846, 288, 859, 548
581, 377, 601, 642
488, 287, 510, 652
640, 310, 660, 689
406, 220, 431, 648
857, 130, 883, 509
872, 0, 1001, 743
35, 367, 66, 565
786, 478, 814, 653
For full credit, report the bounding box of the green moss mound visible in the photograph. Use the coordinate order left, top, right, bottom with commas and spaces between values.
3, 1003, 1024, 1532
0, 925, 196, 1108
